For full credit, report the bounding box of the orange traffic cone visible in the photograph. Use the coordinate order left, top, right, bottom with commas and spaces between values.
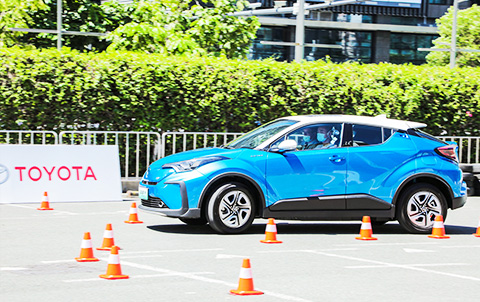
99, 246, 129, 280
230, 259, 263, 296
97, 223, 119, 251
355, 216, 378, 240
75, 232, 99, 262
428, 215, 450, 239
260, 218, 282, 244
124, 202, 143, 224
37, 191, 53, 210
473, 217, 480, 237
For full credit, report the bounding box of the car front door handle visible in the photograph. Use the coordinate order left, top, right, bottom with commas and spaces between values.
329, 155, 345, 163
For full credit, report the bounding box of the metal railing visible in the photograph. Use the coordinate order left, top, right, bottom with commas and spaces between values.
438, 136, 480, 164
0, 130, 58, 145
58, 131, 161, 180
161, 131, 243, 158
2, 130, 479, 179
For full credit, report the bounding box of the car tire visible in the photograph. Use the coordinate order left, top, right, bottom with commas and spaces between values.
179, 217, 207, 226
206, 182, 256, 234
397, 183, 447, 234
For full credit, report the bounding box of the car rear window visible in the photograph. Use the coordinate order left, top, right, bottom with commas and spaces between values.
352, 124, 383, 146
411, 129, 448, 145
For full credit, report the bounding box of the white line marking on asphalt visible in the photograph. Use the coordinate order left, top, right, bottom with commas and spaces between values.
121, 255, 163, 259
334, 242, 440, 247
216, 254, 248, 259
257, 248, 358, 253
303, 250, 480, 282
345, 263, 469, 269
0, 267, 28, 271
41, 260, 77, 264
64, 272, 215, 282
440, 245, 480, 248
5, 204, 37, 209
96, 258, 312, 302
403, 248, 435, 253
120, 248, 223, 254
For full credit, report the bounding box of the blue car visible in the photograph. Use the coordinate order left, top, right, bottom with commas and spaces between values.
139, 115, 467, 234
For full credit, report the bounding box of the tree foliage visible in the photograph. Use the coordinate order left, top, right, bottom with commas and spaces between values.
0, 0, 47, 47
106, 0, 260, 58
427, 4, 480, 67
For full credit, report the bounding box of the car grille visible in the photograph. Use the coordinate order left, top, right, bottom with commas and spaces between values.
141, 196, 168, 209
141, 180, 158, 185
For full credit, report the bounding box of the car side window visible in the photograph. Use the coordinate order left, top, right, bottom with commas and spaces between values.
270, 123, 343, 151
352, 124, 382, 146
383, 128, 397, 142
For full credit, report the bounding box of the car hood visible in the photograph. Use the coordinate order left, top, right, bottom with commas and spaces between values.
149, 148, 245, 169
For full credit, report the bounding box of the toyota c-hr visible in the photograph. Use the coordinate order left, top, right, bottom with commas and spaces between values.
139, 115, 467, 234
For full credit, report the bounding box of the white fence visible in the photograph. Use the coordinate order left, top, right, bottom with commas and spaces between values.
58, 131, 161, 180
161, 131, 243, 158
0, 130, 58, 144
1, 130, 479, 180
438, 136, 480, 164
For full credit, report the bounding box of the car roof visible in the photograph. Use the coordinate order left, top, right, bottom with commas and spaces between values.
279, 114, 426, 130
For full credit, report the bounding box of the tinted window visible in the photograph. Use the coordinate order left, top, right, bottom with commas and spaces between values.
383, 128, 396, 142
352, 125, 382, 146
271, 123, 343, 150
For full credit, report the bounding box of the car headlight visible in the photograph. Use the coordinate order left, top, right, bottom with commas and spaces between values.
162, 156, 229, 172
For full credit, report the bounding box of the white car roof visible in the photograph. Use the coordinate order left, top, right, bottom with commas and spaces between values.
279, 114, 426, 130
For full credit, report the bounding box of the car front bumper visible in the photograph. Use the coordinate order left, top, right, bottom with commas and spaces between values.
138, 180, 202, 219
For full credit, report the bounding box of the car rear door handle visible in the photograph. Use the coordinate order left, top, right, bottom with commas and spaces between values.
329, 155, 345, 163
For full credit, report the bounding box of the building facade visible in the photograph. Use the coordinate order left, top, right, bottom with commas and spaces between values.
247, 0, 478, 63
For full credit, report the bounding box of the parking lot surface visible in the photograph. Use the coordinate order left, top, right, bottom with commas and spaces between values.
1, 197, 480, 302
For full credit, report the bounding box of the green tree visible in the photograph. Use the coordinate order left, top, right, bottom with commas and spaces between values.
106, 0, 260, 58
14, 0, 129, 51
427, 4, 480, 67
0, 0, 47, 47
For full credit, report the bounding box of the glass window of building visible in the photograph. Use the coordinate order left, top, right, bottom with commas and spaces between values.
305, 28, 372, 63
390, 33, 437, 65
248, 27, 288, 61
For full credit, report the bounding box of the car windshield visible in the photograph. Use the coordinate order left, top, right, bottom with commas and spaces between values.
226, 119, 297, 149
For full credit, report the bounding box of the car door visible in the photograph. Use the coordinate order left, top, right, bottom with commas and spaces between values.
345, 123, 416, 209
264, 123, 348, 210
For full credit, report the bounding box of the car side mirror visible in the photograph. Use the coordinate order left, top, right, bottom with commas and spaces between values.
275, 139, 297, 153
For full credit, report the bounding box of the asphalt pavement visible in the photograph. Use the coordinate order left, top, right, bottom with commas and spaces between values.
1, 197, 479, 302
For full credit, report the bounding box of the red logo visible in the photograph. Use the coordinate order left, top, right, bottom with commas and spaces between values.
14, 166, 97, 182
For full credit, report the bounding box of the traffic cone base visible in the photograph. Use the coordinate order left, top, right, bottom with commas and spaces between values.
230, 289, 264, 296
125, 202, 143, 224
99, 246, 128, 280
428, 215, 450, 239
76, 257, 100, 262
260, 218, 282, 244
99, 273, 129, 280
355, 216, 377, 240
37, 192, 53, 210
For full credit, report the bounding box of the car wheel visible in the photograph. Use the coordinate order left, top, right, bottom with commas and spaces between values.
179, 217, 207, 226
206, 182, 255, 234
397, 183, 447, 234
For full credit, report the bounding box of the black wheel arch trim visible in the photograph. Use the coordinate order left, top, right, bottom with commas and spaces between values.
198, 172, 266, 213
392, 173, 454, 207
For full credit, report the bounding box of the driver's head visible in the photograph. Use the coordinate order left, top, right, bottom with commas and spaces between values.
303, 127, 316, 143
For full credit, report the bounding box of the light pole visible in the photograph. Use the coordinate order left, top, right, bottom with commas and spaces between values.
450, 0, 458, 68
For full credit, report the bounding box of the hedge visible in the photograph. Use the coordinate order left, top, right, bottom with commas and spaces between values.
0, 47, 479, 135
